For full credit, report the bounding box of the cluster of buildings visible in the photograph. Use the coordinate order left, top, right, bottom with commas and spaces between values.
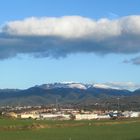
1, 106, 140, 120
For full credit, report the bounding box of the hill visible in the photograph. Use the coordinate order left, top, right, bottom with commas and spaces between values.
0, 83, 140, 110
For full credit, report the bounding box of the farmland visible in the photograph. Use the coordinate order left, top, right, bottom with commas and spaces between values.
0, 118, 140, 140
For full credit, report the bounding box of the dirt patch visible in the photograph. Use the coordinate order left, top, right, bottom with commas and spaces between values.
0, 123, 49, 131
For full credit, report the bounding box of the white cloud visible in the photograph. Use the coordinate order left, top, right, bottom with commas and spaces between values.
3, 16, 96, 39
94, 82, 140, 91
1, 15, 140, 59
3, 16, 121, 40
3, 15, 140, 39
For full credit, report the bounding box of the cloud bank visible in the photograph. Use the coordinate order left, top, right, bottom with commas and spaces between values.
1, 15, 140, 59
94, 82, 140, 91
124, 56, 140, 65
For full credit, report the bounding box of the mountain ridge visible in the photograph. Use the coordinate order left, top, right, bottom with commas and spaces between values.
0, 82, 140, 110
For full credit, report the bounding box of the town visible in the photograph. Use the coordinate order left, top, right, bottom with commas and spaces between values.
1, 105, 140, 120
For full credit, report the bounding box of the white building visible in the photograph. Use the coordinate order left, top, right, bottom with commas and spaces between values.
20, 113, 40, 119
40, 113, 71, 120
130, 112, 140, 118
75, 114, 98, 120
97, 114, 110, 119
122, 111, 140, 118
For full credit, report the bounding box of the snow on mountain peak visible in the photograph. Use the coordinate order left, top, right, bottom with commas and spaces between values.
68, 83, 87, 89
35, 82, 140, 91
38, 82, 87, 90
93, 84, 112, 89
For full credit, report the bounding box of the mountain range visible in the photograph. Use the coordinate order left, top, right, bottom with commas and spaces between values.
0, 82, 140, 110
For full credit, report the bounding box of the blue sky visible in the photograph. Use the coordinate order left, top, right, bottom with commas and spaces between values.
0, 0, 140, 89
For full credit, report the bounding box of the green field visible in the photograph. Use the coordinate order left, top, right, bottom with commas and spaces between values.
0, 118, 140, 140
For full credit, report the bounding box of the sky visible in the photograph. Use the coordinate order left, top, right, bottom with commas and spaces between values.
0, 0, 140, 90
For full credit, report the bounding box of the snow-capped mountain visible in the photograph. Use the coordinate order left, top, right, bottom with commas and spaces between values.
37, 82, 124, 90
0, 82, 140, 107
37, 82, 88, 90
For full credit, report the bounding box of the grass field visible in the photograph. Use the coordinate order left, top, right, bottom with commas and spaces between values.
0, 118, 140, 140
